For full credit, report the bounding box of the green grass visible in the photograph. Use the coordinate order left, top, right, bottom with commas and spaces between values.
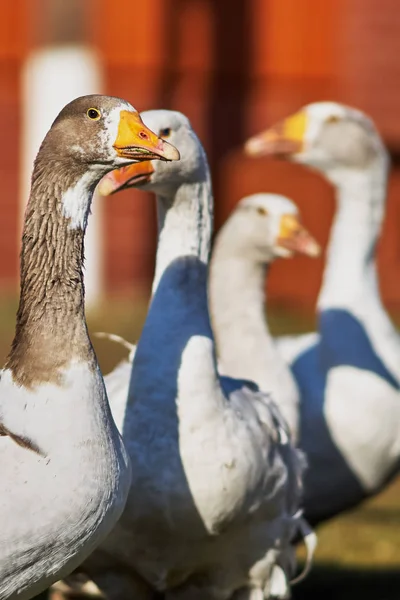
1, 296, 399, 600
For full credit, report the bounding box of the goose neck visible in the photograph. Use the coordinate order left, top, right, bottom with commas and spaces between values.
318, 162, 388, 312
131, 168, 222, 412
210, 251, 273, 384
209, 246, 300, 438
6, 160, 100, 387
152, 174, 213, 295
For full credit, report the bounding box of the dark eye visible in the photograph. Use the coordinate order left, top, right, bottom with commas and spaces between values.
159, 127, 171, 138
87, 108, 101, 121
257, 207, 268, 216
326, 115, 339, 124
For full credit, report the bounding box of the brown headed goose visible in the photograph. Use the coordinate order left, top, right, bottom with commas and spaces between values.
245, 102, 400, 526
71, 110, 315, 600
0, 95, 179, 600
209, 193, 320, 443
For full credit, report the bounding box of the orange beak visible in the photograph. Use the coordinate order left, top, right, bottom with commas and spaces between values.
113, 110, 180, 162
277, 214, 321, 257
98, 161, 154, 196
244, 110, 308, 158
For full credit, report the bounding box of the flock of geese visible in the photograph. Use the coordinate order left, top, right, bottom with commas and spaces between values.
0, 94, 399, 600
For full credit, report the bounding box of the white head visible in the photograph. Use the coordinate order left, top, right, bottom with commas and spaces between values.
98, 110, 208, 197
217, 193, 320, 263
244, 101, 388, 182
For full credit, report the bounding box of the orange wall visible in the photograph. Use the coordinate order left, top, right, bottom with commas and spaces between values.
1, 0, 400, 311
0, 1, 27, 291
90, 0, 400, 310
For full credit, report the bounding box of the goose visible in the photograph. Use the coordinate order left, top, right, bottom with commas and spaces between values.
71, 110, 314, 600
209, 193, 320, 444
84, 193, 320, 447
0, 94, 179, 600
245, 102, 400, 525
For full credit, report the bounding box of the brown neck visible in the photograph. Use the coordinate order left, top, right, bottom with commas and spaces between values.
6, 158, 96, 388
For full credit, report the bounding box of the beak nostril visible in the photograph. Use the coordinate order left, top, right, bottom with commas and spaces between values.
139, 131, 149, 140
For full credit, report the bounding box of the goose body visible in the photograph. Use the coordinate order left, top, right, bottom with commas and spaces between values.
0, 95, 179, 599
209, 193, 320, 444
246, 102, 400, 525
78, 110, 310, 600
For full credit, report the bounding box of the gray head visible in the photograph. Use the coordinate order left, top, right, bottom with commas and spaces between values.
38, 95, 180, 173
98, 110, 208, 196
244, 102, 388, 178
217, 193, 320, 263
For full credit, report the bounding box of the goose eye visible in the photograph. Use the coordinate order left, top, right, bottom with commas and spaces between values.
257, 207, 268, 216
87, 108, 101, 121
326, 115, 340, 124
159, 127, 171, 138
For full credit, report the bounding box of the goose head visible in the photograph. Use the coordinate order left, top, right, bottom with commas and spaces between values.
98, 110, 206, 196
244, 102, 388, 185
28, 96, 179, 231
46, 95, 179, 167
219, 193, 320, 262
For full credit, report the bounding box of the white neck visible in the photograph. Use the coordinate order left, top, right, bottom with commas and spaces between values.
318, 159, 388, 315
152, 177, 213, 294
210, 248, 299, 439
210, 253, 272, 384
317, 157, 400, 380
132, 167, 225, 412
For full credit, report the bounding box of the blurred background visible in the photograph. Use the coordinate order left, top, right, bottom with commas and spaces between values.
1, 1, 400, 598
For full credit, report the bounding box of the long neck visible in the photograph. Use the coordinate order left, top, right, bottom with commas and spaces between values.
132, 169, 222, 407
210, 250, 271, 385
318, 160, 388, 315
151, 175, 213, 344
210, 245, 299, 439
152, 177, 213, 294
6, 161, 98, 387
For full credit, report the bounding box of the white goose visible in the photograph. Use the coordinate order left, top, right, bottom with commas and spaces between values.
74, 110, 313, 600
245, 102, 400, 525
0, 94, 179, 600
209, 193, 320, 443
